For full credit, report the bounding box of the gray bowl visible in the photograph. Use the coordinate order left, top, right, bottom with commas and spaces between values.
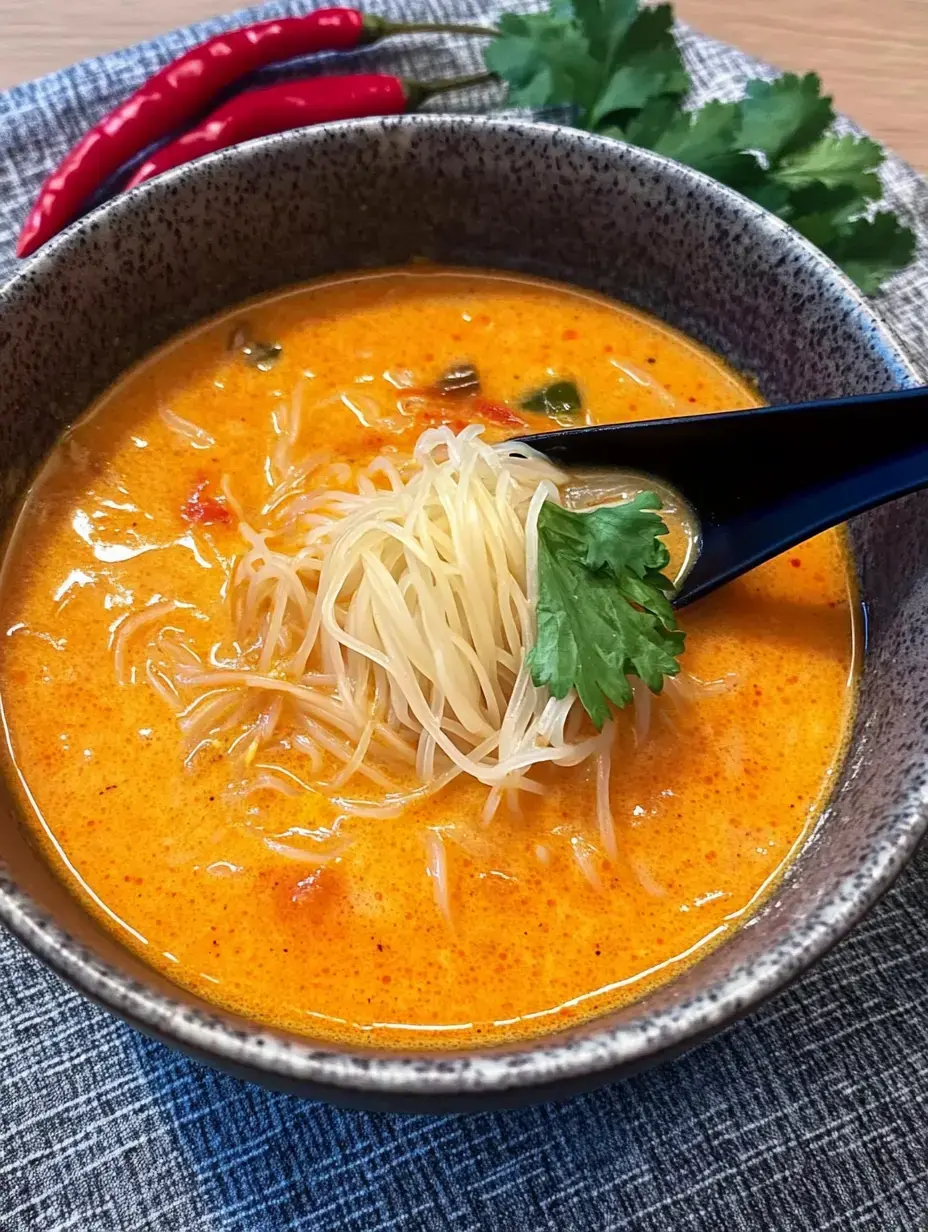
0, 116, 924, 1114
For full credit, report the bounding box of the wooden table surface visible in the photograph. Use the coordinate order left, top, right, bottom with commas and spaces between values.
1, 0, 926, 169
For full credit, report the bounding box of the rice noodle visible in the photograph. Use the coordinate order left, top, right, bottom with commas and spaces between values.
158, 405, 216, 449
630, 679, 651, 747
425, 829, 451, 922
664, 671, 737, 702
113, 600, 186, 685
219, 475, 246, 522
571, 835, 602, 889
144, 660, 182, 711
629, 855, 668, 898
263, 836, 343, 863
132, 421, 698, 868
595, 722, 617, 859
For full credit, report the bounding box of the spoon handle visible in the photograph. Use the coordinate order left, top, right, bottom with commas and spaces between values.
521, 385, 928, 606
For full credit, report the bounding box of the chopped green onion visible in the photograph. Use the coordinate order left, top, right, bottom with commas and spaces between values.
521, 379, 582, 416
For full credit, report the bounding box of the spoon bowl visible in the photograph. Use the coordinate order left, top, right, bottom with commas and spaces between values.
523, 385, 928, 605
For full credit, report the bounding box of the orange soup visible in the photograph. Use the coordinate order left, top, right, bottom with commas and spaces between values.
0, 269, 856, 1048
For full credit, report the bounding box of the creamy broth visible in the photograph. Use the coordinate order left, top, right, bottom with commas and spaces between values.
0, 269, 856, 1047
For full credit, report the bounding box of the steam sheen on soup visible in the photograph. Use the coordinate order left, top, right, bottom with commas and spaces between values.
0, 269, 856, 1047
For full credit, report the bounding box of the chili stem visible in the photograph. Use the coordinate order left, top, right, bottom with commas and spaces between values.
411, 72, 496, 105
370, 18, 499, 39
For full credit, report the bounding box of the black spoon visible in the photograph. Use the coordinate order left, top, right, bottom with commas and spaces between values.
520, 385, 928, 607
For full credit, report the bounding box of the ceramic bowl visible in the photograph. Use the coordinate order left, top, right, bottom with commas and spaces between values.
0, 116, 924, 1113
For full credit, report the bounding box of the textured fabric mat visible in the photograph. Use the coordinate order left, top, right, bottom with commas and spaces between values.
1, 4, 927, 1229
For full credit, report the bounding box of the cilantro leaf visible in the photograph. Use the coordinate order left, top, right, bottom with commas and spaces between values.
485, 0, 686, 131
573, 0, 639, 68
484, 12, 597, 111
816, 213, 917, 294
615, 95, 676, 144
784, 181, 879, 224
646, 100, 740, 166
737, 73, 834, 162
731, 174, 791, 212
580, 494, 671, 579
588, 6, 687, 128
774, 133, 884, 193
485, 1, 915, 292
527, 495, 684, 728
630, 100, 766, 188
784, 185, 876, 253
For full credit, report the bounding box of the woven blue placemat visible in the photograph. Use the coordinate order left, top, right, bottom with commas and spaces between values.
1, 4, 927, 1229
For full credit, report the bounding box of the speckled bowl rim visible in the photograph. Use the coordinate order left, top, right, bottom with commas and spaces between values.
0, 115, 924, 1100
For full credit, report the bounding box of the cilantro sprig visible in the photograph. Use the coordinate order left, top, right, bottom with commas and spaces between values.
527, 493, 685, 728
485, 0, 915, 293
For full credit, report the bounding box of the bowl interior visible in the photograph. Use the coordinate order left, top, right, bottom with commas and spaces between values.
0, 116, 924, 1109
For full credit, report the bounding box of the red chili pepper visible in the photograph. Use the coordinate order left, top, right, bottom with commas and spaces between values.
418, 410, 471, 434
405, 392, 526, 435
182, 478, 231, 525
125, 73, 483, 191
16, 9, 494, 258
472, 398, 528, 428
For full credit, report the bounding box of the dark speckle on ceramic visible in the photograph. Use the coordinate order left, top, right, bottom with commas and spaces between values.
0, 117, 923, 1113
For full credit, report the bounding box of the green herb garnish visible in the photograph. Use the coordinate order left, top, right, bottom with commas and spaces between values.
243, 340, 283, 371
485, 0, 914, 292
228, 323, 283, 371
521, 379, 583, 416
435, 362, 481, 396
527, 493, 684, 728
